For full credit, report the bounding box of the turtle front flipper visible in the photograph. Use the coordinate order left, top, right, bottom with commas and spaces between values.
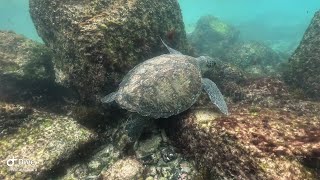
101, 92, 118, 104
202, 78, 229, 115
160, 38, 182, 55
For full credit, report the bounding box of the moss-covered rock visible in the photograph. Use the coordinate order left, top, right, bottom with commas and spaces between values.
0, 31, 56, 102
224, 41, 283, 76
0, 31, 54, 81
188, 15, 239, 57
0, 102, 96, 179
56, 125, 201, 180
29, 0, 189, 103
283, 10, 320, 99
173, 108, 266, 179
57, 144, 120, 180
171, 77, 320, 179
188, 16, 285, 77
99, 158, 144, 180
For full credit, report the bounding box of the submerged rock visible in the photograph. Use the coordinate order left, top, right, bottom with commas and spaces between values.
188, 16, 285, 77
99, 158, 144, 180
171, 77, 320, 179
57, 124, 201, 179
58, 144, 120, 180
0, 31, 54, 81
135, 133, 162, 164
29, 0, 188, 102
224, 41, 283, 76
283, 10, 320, 99
0, 102, 96, 179
189, 15, 239, 57
173, 108, 266, 179
132, 128, 201, 180
0, 31, 56, 102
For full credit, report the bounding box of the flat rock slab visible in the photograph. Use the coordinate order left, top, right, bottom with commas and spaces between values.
58, 145, 120, 180
0, 102, 96, 179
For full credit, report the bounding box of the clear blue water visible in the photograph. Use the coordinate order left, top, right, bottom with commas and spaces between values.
1, 0, 320, 47
179, 0, 320, 45
0, 0, 41, 41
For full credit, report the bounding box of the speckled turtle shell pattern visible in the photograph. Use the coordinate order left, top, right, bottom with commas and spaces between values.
114, 54, 202, 119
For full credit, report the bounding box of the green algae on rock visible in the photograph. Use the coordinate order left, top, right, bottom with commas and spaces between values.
57, 145, 120, 180
0, 102, 96, 180
0, 31, 54, 81
171, 77, 320, 179
173, 108, 266, 179
283, 10, 320, 100
99, 158, 144, 180
224, 41, 283, 77
189, 15, 239, 57
188, 16, 285, 77
29, 0, 189, 103
56, 124, 201, 179
0, 31, 56, 102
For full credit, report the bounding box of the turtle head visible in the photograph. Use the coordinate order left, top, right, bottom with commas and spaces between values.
196, 56, 217, 74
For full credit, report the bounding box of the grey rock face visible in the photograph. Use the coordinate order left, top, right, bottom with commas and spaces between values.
29, 0, 188, 102
0, 31, 55, 102
58, 144, 120, 180
0, 31, 54, 81
224, 41, 282, 76
99, 158, 144, 180
283, 10, 320, 99
189, 15, 239, 57
0, 102, 96, 179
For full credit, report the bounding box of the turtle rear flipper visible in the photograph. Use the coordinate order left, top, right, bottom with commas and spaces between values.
101, 92, 118, 104
202, 78, 229, 115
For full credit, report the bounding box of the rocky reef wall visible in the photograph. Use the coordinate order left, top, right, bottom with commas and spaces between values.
283, 10, 320, 100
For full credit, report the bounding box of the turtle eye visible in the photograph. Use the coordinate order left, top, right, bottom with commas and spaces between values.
206, 59, 216, 67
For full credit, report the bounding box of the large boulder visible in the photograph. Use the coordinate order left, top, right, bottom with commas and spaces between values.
100, 158, 144, 180
0, 31, 57, 102
0, 102, 96, 179
188, 16, 285, 77
188, 15, 239, 57
0, 31, 54, 82
169, 77, 320, 179
29, 0, 188, 102
283, 10, 320, 99
224, 41, 283, 76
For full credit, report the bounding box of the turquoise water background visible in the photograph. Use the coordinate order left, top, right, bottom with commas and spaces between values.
1, 0, 320, 45
179, 0, 320, 44
0, 0, 41, 41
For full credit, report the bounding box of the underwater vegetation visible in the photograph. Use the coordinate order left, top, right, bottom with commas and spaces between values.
0, 0, 320, 179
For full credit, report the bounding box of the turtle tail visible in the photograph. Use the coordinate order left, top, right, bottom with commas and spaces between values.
101, 92, 118, 104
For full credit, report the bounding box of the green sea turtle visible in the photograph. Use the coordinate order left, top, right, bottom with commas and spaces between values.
102, 40, 228, 116
102, 39, 228, 146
